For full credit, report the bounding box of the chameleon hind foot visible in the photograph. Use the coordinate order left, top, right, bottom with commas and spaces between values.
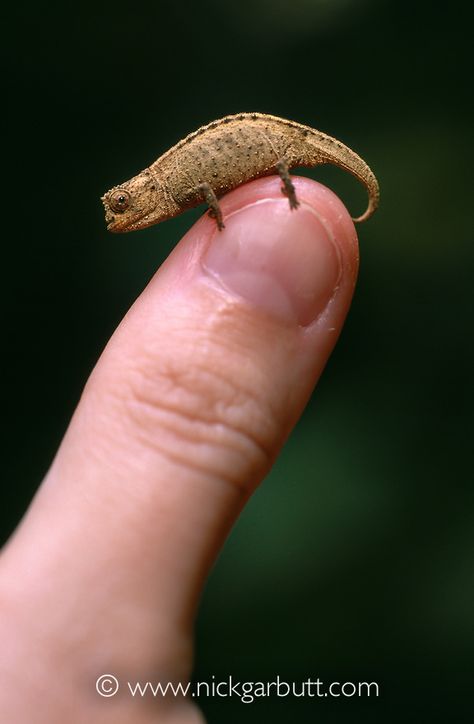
276, 158, 300, 210
197, 182, 225, 231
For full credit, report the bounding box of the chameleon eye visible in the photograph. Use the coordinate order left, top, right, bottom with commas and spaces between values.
109, 189, 131, 213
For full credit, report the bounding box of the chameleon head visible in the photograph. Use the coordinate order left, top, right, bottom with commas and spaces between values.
102, 169, 164, 233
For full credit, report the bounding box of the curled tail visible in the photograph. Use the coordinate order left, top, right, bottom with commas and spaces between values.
304, 129, 380, 223
350, 164, 380, 223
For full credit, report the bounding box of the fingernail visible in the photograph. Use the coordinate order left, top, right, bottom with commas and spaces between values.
202, 198, 342, 326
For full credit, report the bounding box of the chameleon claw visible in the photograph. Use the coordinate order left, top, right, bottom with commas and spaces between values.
276, 158, 300, 211
198, 182, 225, 231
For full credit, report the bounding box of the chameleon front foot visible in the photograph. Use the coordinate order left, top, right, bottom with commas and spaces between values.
276, 158, 300, 210
197, 182, 225, 231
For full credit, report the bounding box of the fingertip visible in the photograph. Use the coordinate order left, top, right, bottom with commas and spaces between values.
148, 176, 359, 322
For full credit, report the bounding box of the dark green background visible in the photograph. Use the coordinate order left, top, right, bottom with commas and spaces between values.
3, 0, 473, 721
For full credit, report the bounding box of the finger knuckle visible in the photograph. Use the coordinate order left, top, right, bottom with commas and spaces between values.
118, 343, 278, 491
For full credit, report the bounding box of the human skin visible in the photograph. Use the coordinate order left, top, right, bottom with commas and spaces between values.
0, 176, 359, 723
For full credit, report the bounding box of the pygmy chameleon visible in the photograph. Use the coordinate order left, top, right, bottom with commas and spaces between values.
102, 112, 379, 233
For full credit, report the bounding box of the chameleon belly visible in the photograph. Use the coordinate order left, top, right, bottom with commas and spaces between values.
163, 122, 284, 206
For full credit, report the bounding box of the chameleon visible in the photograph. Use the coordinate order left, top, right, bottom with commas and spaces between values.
101, 112, 379, 233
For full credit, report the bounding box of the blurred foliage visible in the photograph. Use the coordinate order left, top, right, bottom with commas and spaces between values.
2, 0, 473, 721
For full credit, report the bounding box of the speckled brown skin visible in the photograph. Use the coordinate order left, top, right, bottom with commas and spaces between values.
102, 112, 380, 233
